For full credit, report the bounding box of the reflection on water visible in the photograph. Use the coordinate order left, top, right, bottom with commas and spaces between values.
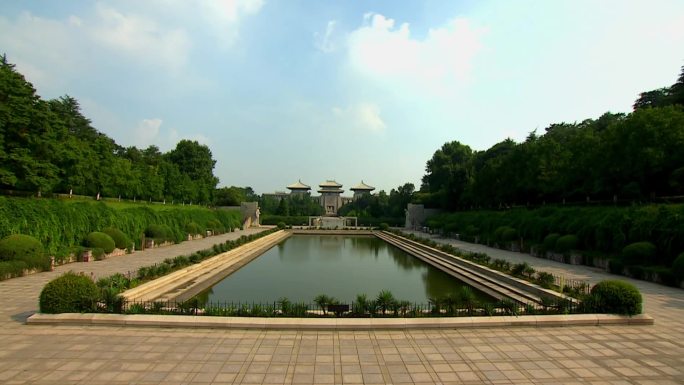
195, 235, 494, 304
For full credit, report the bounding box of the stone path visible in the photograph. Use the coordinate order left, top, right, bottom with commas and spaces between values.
0, 229, 683, 384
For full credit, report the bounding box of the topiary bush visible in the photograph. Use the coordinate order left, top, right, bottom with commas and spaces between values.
145, 224, 176, 242
555, 234, 579, 253
39, 272, 99, 313
672, 252, 684, 283
103, 228, 131, 250
277, 222, 286, 230
543, 233, 561, 251
85, 232, 116, 254
185, 222, 202, 236
0, 234, 49, 270
379, 223, 390, 231
621, 241, 657, 266
588, 280, 642, 315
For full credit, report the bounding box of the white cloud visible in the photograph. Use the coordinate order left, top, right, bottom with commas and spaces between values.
347, 13, 485, 95
195, 0, 265, 46
332, 103, 386, 133
314, 20, 337, 53
135, 118, 163, 147
132, 118, 210, 150
91, 4, 191, 72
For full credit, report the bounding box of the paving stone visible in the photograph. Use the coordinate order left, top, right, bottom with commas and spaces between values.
1, 228, 684, 383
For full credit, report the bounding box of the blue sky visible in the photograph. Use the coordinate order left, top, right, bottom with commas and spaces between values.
1, 1, 683, 194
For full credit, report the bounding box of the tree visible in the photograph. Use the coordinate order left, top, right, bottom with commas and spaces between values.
166, 140, 219, 203
421, 141, 474, 210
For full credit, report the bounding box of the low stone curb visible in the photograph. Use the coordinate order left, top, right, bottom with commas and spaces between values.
26, 313, 654, 330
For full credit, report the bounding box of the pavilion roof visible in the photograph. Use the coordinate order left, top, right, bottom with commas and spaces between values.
286, 179, 311, 190
350, 181, 375, 191
319, 180, 343, 188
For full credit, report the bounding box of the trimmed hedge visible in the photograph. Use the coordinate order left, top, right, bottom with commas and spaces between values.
145, 224, 177, 243
39, 272, 99, 313
85, 232, 116, 253
103, 227, 131, 250
185, 222, 202, 236
543, 233, 561, 251
0, 234, 44, 261
555, 234, 578, 253
589, 280, 642, 315
621, 242, 656, 266
424, 204, 684, 267
0, 196, 242, 257
672, 252, 684, 283
0, 234, 49, 271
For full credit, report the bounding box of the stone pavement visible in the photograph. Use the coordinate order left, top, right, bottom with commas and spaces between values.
0, 229, 683, 384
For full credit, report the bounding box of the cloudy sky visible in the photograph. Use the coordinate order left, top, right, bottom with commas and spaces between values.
1, 1, 683, 194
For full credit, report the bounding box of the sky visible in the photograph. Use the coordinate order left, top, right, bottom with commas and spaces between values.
1, 0, 683, 194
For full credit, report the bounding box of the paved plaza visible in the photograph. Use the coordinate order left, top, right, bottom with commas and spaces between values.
0, 229, 683, 384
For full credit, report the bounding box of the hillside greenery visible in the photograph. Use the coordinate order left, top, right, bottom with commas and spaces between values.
0, 196, 242, 259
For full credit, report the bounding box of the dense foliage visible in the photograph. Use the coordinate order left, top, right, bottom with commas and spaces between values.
338, 183, 415, 219
418, 67, 684, 209
103, 227, 131, 250
0, 196, 241, 257
85, 232, 116, 254
587, 280, 642, 315
39, 272, 99, 313
0, 55, 218, 203
0, 234, 49, 278
259, 194, 323, 216
426, 205, 684, 275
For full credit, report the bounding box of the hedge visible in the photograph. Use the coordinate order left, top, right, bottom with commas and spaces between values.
555, 234, 579, 253
621, 242, 656, 266
103, 227, 131, 250
424, 204, 684, 266
39, 272, 99, 313
85, 232, 116, 254
0, 196, 242, 258
588, 280, 642, 315
0, 234, 49, 271
672, 252, 684, 283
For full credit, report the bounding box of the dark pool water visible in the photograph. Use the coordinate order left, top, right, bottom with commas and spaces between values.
195, 235, 494, 304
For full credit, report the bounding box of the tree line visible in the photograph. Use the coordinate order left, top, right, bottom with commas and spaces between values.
418, 66, 684, 210
0, 55, 219, 204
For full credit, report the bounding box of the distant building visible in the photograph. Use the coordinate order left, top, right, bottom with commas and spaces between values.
266, 178, 373, 216
350, 181, 375, 200
286, 180, 311, 195
318, 180, 344, 216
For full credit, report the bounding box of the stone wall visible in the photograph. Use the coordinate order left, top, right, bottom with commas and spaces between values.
404, 203, 441, 229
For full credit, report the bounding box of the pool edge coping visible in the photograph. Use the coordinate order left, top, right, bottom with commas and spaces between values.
26, 313, 654, 330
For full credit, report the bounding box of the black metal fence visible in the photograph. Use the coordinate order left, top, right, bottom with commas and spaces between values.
113, 297, 585, 318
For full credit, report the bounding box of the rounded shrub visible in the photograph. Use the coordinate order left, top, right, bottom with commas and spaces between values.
494, 226, 517, 243
543, 233, 561, 251
501, 227, 518, 243
85, 232, 116, 254
277, 222, 286, 230
39, 272, 99, 313
0, 234, 44, 261
103, 228, 130, 250
145, 224, 174, 242
0, 234, 48, 270
379, 222, 390, 231
621, 241, 656, 266
185, 222, 202, 236
589, 280, 642, 315
672, 252, 684, 283
555, 234, 578, 253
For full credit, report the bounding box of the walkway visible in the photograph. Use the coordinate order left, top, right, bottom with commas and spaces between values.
0, 229, 682, 384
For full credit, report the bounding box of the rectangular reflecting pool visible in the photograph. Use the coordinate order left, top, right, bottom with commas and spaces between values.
195, 235, 495, 304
